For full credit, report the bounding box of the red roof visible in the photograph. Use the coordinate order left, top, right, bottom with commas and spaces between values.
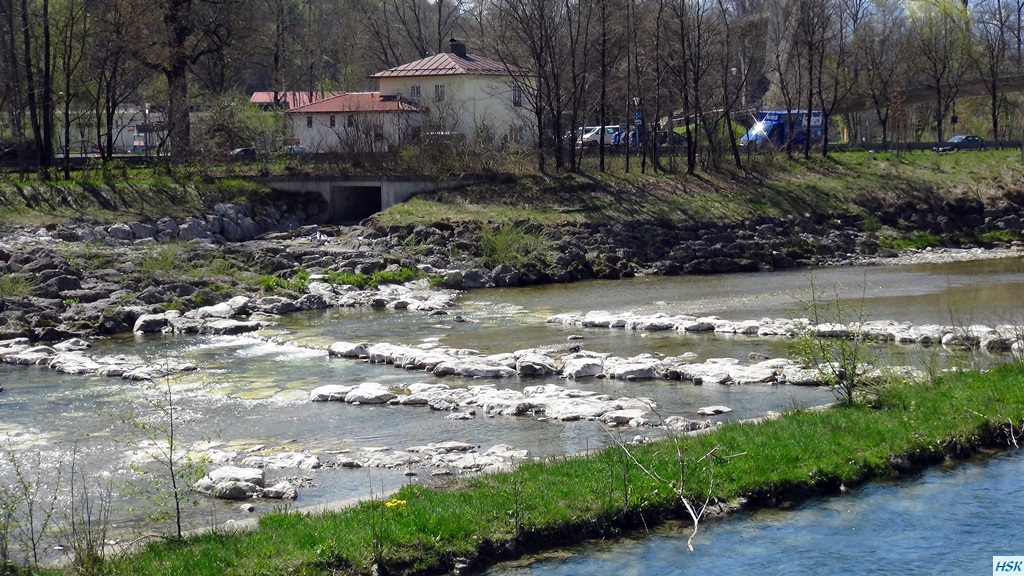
285, 92, 423, 114
249, 91, 343, 109
370, 52, 521, 79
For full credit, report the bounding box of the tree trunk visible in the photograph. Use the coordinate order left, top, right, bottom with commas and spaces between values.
20, 0, 43, 172
166, 57, 190, 157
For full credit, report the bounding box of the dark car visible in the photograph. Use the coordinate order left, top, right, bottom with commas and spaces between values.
935, 135, 984, 152
228, 147, 258, 158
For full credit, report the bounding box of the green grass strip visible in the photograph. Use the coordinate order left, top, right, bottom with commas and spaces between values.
101, 364, 1024, 576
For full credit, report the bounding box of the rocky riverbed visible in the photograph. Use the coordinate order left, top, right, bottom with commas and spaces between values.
2, 189, 1024, 345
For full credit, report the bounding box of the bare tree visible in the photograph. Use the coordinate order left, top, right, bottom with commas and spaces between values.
859, 0, 906, 147
489, 0, 594, 171
122, 0, 241, 158
973, 0, 1013, 142
912, 0, 971, 143
815, 0, 865, 156
53, 0, 89, 178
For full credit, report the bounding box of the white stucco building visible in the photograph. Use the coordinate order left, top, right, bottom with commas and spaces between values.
370, 39, 535, 147
285, 92, 424, 153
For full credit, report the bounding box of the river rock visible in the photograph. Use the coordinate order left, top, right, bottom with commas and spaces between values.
327, 341, 369, 358
515, 352, 557, 376
697, 405, 733, 416
561, 355, 604, 378
52, 337, 91, 352
4, 346, 57, 365
432, 358, 516, 378
193, 478, 262, 500
600, 408, 649, 425
663, 416, 715, 432
133, 313, 169, 333
241, 452, 321, 470
345, 382, 396, 404
261, 481, 298, 500
254, 296, 298, 315
406, 441, 476, 455
309, 384, 353, 401
200, 319, 263, 335
602, 355, 662, 380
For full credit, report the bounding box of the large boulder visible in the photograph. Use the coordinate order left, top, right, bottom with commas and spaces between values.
345, 382, 397, 404
309, 384, 353, 401
328, 341, 369, 358
561, 356, 604, 379
133, 313, 169, 333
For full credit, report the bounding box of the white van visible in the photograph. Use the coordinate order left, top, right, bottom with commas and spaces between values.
577, 125, 621, 148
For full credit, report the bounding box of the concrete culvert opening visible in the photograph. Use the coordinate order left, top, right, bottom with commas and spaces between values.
330, 185, 383, 223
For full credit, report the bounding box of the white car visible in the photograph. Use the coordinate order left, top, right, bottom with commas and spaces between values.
577, 125, 621, 148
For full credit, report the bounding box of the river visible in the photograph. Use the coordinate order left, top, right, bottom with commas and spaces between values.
486, 449, 1024, 575
1, 254, 1023, 549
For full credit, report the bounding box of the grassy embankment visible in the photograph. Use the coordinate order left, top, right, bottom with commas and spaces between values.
374, 149, 1024, 229
82, 363, 1024, 576
2, 149, 1023, 232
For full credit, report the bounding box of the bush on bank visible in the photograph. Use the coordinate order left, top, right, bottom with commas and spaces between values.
90, 363, 1024, 576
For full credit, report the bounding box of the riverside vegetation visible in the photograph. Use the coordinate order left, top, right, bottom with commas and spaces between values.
3, 149, 1024, 574
86, 364, 1024, 576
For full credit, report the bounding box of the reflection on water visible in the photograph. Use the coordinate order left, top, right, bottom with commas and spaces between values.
1, 255, 1022, 536
486, 450, 1024, 576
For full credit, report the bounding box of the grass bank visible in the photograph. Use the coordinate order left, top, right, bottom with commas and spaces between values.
374, 149, 1024, 228
90, 363, 1024, 576
3, 149, 1023, 230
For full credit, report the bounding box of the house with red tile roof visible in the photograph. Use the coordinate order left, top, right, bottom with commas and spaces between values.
250, 91, 343, 110
370, 39, 534, 147
285, 92, 424, 153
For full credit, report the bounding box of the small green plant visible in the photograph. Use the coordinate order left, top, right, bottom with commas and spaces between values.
970, 229, 1021, 244
58, 444, 114, 576
0, 275, 34, 298
139, 243, 185, 275
0, 443, 62, 572
880, 231, 943, 251
257, 267, 310, 294
796, 275, 877, 406
478, 223, 548, 269
859, 213, 882, 233
120, 372, 209, 540
321, 267, 422, 289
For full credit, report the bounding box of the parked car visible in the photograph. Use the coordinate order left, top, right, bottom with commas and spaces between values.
284, 145, 310, 155
935, 135, 984, 152
228, 147, 258, 158
577, 125, 620, 148
656, 130, 687, 146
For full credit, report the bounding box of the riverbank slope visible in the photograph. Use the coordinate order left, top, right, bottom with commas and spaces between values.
94, 363, 1024, 576
3, 150, 1024, 343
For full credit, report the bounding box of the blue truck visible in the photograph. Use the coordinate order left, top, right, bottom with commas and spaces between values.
740, 110, 824, 147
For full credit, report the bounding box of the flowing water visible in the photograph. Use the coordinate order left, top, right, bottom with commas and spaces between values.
485, 449, 1024, 576
2, 255, 1023, 543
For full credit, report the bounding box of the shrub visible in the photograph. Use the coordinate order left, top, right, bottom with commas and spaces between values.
478, 223, 548, 269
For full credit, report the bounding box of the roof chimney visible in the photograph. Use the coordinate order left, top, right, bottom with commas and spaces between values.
447, 38, 467, 58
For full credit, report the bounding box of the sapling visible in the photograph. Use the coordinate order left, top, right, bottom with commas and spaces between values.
120, 367, 208, 541
58, 444, 114, 576
797, 275, 875, 406
0, 442, 62, 573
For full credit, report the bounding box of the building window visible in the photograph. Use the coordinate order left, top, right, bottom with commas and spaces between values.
434, 84, 445, 102
347, 115, 355, 127
410, 85, 421, 100
329, 115, 336, 128
306, 116, 313, 128
512, 84, 523, 107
